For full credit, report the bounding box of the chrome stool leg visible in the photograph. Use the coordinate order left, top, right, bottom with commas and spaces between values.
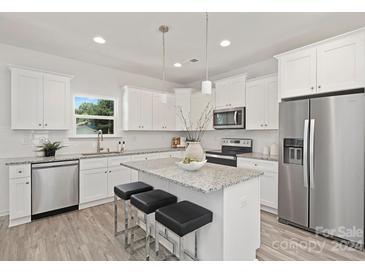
130, 205, 136, 254
124, 200, 129, 247
179, 236, 184, 261
114, 195, 118, 236
155, 221, 159, 257
145, 213, 150, 261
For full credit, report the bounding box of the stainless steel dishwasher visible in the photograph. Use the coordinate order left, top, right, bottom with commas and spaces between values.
32, 160, 79, 219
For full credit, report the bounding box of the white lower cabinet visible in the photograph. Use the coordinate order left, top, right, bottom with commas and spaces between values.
9, 164, 31, 227
80, 168, 109, 204
237, 158, 278, 214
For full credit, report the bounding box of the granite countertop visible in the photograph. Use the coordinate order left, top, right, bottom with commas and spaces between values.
121, 157, 263, 193
4, 147, 184, 166
237, 152, 278, 162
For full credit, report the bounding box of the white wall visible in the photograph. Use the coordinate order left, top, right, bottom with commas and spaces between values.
0, 43, 182, 215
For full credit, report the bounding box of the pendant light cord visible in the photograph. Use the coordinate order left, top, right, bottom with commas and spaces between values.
205, 12, 209, 81
162, 29, 166, 81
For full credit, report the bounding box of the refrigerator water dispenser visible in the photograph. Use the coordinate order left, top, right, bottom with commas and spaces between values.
283, 138, 303, 165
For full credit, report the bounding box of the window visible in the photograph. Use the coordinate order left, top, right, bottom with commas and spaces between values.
73, 96, 116, 136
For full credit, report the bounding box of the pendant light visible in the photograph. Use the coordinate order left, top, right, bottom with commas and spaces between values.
159, 25, 169, 103
202, 12, 212, 95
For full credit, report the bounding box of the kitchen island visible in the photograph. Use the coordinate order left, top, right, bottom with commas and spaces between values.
121, 157, 263, 261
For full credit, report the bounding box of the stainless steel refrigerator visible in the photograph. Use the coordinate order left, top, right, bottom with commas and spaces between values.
278, 91, 365, 248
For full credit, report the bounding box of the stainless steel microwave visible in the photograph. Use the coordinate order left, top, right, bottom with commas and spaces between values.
213, 107, 245, 129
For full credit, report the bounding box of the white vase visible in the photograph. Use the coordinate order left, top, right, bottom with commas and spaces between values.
184, 142, 205, 161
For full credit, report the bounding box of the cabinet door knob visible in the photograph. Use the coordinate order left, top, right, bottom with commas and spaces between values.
310, 86, 314, 90
45, 123, 48, 126
38, 123, 42, 126
105, 171, 107, 174
109, 171, 112, 173
318, 85, 321, 89
25, 182, 29, 184
18, 171, 22, 173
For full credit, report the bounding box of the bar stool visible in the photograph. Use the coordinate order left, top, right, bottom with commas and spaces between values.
155, 200, 213, 261
114, 182, 153, 247
130, 189, 177, 260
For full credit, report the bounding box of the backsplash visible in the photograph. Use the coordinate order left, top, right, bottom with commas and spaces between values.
200, 129, 278, 153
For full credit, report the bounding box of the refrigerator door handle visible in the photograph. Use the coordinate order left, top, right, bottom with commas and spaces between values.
310, 119, 315, 189
303, 119, 309, 188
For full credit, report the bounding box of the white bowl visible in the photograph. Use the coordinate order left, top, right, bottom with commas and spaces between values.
176, 160, 207, 171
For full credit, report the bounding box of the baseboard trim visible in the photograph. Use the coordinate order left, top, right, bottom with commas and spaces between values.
9, 216, 31, 227
261, 204, 277, 215
0, 210, 9, 217
79, 197, 114, 210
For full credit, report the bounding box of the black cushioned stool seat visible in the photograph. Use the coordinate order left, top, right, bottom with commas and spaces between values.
114, 181, 153, 200
130, 189, 177, 214
156, 200, 213, 237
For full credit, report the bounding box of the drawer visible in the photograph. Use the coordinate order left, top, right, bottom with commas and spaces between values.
9, 164, 31, 179
107, 156, 132, 167
237, 158, 278, 173
80, 158, 108, 170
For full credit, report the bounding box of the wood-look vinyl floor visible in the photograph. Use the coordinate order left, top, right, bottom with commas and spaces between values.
0, 203, 364, 261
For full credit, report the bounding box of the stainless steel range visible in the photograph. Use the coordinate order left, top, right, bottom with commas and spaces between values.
206, 138, 252, 167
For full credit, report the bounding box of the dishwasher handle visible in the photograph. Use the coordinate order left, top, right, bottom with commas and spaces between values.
32, 160, 79, 169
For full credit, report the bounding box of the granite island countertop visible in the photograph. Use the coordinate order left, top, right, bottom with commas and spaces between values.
4, 147, 185, 166
120, 157, 263, 193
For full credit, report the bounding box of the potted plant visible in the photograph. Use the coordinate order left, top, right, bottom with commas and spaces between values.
178, 103, 213, 161
37, 140, 65, 157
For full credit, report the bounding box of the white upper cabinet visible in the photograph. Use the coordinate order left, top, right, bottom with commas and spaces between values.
11, 68, 44, 129
123, 86, 153, 130
276, 30, 365, 100
153, 93, 176, 130
246, 75, 278, 130
10, 67, 72, 130
190, 91, 215, 131
279, 48, 317, 99
215, 74, 246, 109
43, 74, 70, 130
265, 78, 279, 130
316, 33, 365, 93
174, 88, 192, 131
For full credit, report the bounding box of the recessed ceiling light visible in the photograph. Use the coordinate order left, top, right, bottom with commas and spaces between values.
174, 63, 182, 68
93, 36, 106, 44
220, 40, 231, 47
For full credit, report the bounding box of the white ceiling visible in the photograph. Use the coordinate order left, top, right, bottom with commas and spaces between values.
1, 13, 365, 84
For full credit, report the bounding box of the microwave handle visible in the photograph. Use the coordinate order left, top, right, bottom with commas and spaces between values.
234, 111, 238, 125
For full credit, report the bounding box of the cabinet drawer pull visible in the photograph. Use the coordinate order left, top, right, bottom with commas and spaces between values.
25, 182, 29, 185
18, 171, 22, 173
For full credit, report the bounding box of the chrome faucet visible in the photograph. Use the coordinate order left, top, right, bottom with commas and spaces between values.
97, 130, 104, 153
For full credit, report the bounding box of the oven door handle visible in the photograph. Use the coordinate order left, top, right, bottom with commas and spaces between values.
206, 153, 236, 160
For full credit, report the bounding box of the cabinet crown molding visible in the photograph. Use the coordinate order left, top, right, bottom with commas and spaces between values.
274, 27, 365, 59
247, 73, 278, 83
214, 73, 247, 84
123, 85, 172, 95
8, 64, 74, 79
